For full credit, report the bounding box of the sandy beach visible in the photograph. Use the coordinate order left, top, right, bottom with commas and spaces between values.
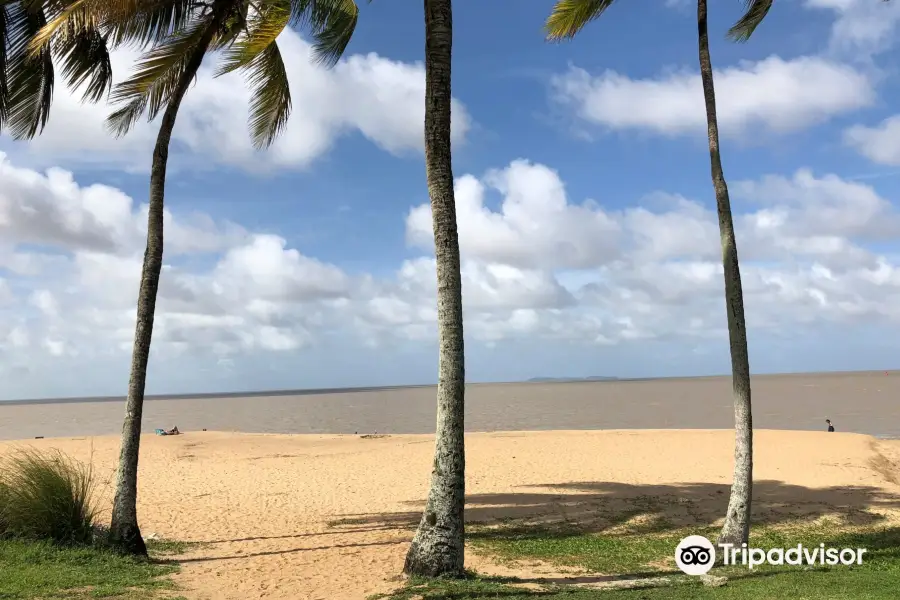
2, 429, 900, 599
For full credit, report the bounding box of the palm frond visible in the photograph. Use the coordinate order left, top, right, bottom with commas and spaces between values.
211, 0, 249, 51
105, 94, 148, 138
106, 18, 211, 137
5, 1, 55, 140
545, 0, 616, 41
25, 1, 114, 103
108, 0, 198, 49
58, 0, 199, 50
54, 22, 113, 102
215, 0, 290, 77
243, 40, 291, 149
0, 3, 11, 123
727, 0, 773, 42
290, 0, 358, 67
26, 0, 94, 56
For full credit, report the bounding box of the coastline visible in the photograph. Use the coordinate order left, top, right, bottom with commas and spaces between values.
4, 371, 900, 441
4, 368, 897, 406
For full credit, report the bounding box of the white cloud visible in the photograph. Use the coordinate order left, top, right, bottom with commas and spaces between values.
5, 30, 471, 172
551, 56, 874, 138
407, 160, 622, 269
0, 155, 356, 370
389, 159, 900, 344
844, 115, 900, 166
733, 169, 900, 244
30, 290, 59, 317
805, 0, 900, 56
210, 234, 350, 304
4, 154, 900, 398
0, 152, 246, 255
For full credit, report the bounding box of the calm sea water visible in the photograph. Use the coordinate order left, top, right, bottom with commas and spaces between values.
1, 372, 899, 441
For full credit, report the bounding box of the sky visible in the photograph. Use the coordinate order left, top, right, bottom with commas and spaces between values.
2, 0, 900, 400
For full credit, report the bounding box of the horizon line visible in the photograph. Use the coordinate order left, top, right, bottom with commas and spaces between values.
2, 367, 897, 406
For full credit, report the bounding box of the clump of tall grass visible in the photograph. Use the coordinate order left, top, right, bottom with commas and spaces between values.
0, 448, 99, 546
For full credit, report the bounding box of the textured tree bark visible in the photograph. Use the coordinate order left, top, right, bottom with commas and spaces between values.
697, 0, 754, 547
107, 29, 216, 556
402, 0, 466, 578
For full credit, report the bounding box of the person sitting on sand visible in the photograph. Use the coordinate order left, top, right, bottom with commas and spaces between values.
166, 426, 180, 435
826, 419, 834, 433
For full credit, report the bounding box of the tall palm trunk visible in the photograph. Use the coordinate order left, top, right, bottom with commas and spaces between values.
403, 0, 466, 578
108, 32, 215, 556
697, 0, 753, 547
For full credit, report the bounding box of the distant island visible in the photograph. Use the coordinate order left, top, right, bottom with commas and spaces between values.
527, 376, 619, 382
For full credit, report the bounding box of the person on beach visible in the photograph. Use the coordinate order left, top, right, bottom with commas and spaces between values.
826, 419, 834, 432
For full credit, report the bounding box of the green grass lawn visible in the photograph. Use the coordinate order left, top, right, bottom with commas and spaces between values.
376, 521, 900, 599
0, 538, 187, 599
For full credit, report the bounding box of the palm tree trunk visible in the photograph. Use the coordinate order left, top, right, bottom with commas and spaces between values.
402, 0, 466, 578
697, 0, 753, 547
107, 32, 215, 556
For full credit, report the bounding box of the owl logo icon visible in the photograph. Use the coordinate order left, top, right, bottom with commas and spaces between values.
675, 535, 716, 575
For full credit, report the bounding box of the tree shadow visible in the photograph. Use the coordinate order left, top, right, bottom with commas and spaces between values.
330, 479, 900, 535
349, 478, 900, 599
195, 525, 402, 545
159, 539, 407, 564
381, 527, 900, 599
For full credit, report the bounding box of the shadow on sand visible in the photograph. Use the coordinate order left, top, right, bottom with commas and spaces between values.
330, 479, 900, 534
347, 480, 900, 597
162, 479, 900, 598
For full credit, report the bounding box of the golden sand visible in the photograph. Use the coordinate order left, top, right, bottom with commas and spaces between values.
2, 429, 899, 599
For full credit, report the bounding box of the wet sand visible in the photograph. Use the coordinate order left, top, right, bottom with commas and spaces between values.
1, 370, 899, 441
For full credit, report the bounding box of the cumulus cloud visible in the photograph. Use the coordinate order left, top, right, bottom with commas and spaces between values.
0, 152, 247, 256
0, 155, 358, 373
394, 159, 900, 344
844, 116, 900, 166
805, 0, 900, 56
4, 29, 471, 172
4, 154, 900, 398
551, 56, 874, 138
407, 160, 622, 269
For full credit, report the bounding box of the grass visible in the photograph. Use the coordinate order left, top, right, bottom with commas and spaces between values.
375, 518, 900, 599
0, 448, 191, 598
382, 568, 900, 599
0, 448, 99, 545
0, 538, 184, 599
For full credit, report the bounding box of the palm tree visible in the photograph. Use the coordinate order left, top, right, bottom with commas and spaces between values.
31, 0, 360, 555
1, 0, 114, 139
694, 0, 753, 548
402, 0, 466, 578
544, 0, 758, 546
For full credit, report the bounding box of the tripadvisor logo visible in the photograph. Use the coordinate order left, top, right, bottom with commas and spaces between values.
674, 535, 868, 575
675, 535, 716, 575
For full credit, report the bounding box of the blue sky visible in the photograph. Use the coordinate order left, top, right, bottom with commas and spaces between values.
2, 0, 900, 400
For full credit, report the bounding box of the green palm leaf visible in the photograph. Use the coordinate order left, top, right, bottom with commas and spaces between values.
727, 0, 773, 42
35, 0, 196, 51
5, 0, 55, 140
106, 17, 211, 137
290, 0, 359, 67
244, 41, 291, 149
0, 2, 11, 123
101, 0, 196, 49
215, 0, 290, 76
52, 18, 113, 102
545, 0, 617, 41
